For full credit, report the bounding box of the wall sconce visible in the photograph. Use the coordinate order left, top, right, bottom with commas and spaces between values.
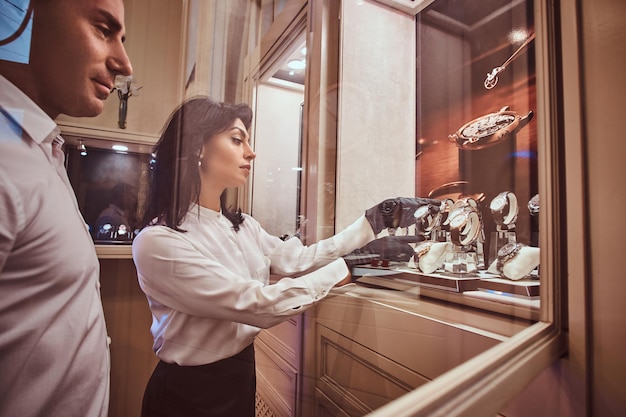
113, 75, 142, 129
78, 140, 87, 157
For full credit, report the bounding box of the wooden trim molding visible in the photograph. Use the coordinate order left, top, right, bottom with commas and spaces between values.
372, 0, 435, 15
367, 322, 566, 417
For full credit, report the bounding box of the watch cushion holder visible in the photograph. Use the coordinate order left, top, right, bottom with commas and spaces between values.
416, 242, 451, 274
487, 246, 540, 280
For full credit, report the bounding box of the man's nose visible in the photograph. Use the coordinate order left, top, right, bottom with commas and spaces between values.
108, 42, 133, 76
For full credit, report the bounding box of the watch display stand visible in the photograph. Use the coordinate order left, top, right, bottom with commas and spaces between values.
443, 246, 479, 276
433, 229, 449, 243
530, 217, 540, 247
475, 229, 486, 270
489, 230, 517, 267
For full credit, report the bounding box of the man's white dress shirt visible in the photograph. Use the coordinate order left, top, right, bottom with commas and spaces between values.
0, 75, 109, 417
132, 204, 375, 366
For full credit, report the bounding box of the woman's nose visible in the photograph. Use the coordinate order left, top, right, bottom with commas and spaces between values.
245, 144, 256, 160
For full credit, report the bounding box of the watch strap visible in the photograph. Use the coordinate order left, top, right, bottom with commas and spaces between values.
491, 191, 519, 229
450, 211, 480, 246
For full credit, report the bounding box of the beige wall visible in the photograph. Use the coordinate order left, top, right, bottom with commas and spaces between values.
335, 0, 416, 231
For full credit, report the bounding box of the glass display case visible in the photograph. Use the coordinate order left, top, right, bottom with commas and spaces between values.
245, 1, 563, 416
64, 135, 152, 245
348, 0, 541, 316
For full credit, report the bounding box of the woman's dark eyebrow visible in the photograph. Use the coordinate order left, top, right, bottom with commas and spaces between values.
96, 8, 126, 42
230, 127, 249, 139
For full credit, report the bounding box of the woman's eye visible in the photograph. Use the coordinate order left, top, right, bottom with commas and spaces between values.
232, 137, 243, 144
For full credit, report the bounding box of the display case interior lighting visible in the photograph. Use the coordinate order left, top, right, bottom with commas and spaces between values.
508, 28, 530, 44
112, 144, 129, 152
78, 140, 87, 157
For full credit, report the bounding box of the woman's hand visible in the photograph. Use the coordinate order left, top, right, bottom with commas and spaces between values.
364, 197, 441, 234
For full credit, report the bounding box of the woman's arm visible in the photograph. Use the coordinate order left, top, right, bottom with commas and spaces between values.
256, 215, 376, 276
132, 226, 353, 329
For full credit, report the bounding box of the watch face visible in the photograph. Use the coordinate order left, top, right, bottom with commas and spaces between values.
461, 114, 516, 139
449, 213, 467, 229
490, 196, 507, 211
528, 194, 540, 215
498, 242, 517, 257
414, 205, 429, 219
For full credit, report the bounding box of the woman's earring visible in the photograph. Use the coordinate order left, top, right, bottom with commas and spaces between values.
198, 159, 202, 167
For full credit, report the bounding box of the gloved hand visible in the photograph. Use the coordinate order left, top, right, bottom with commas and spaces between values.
365, 197, 441, 235
343, 236, 420, 268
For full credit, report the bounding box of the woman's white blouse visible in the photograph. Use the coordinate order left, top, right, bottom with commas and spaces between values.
132, 204, 375, 366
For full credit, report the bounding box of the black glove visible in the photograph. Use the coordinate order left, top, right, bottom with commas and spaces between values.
365, 197, 441, 235
343, 236, 420, 267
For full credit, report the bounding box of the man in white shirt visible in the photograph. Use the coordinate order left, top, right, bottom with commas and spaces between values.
0, 0, 132, 416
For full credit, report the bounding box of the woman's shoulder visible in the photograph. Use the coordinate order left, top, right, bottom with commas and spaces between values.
240, 212, 255, 223
133, 224, 185, 249
136, 223, 177, 237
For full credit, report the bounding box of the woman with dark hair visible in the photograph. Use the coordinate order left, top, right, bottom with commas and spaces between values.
133, 96, 436, 417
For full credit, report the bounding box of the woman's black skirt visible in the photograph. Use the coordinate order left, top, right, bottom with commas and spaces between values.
141, 344, 256, 417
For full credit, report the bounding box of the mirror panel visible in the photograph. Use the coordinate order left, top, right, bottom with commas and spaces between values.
250, 33, 306, 237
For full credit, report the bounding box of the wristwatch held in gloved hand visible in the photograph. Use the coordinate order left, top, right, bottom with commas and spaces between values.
365, 197, 441, 235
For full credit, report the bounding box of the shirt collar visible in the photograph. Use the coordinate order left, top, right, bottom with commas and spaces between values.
0, 74, 59, 145
188, 203, 223, 222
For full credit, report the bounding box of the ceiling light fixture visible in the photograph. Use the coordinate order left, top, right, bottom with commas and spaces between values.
112, 144, 128, 152
287, 59, 306, 70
